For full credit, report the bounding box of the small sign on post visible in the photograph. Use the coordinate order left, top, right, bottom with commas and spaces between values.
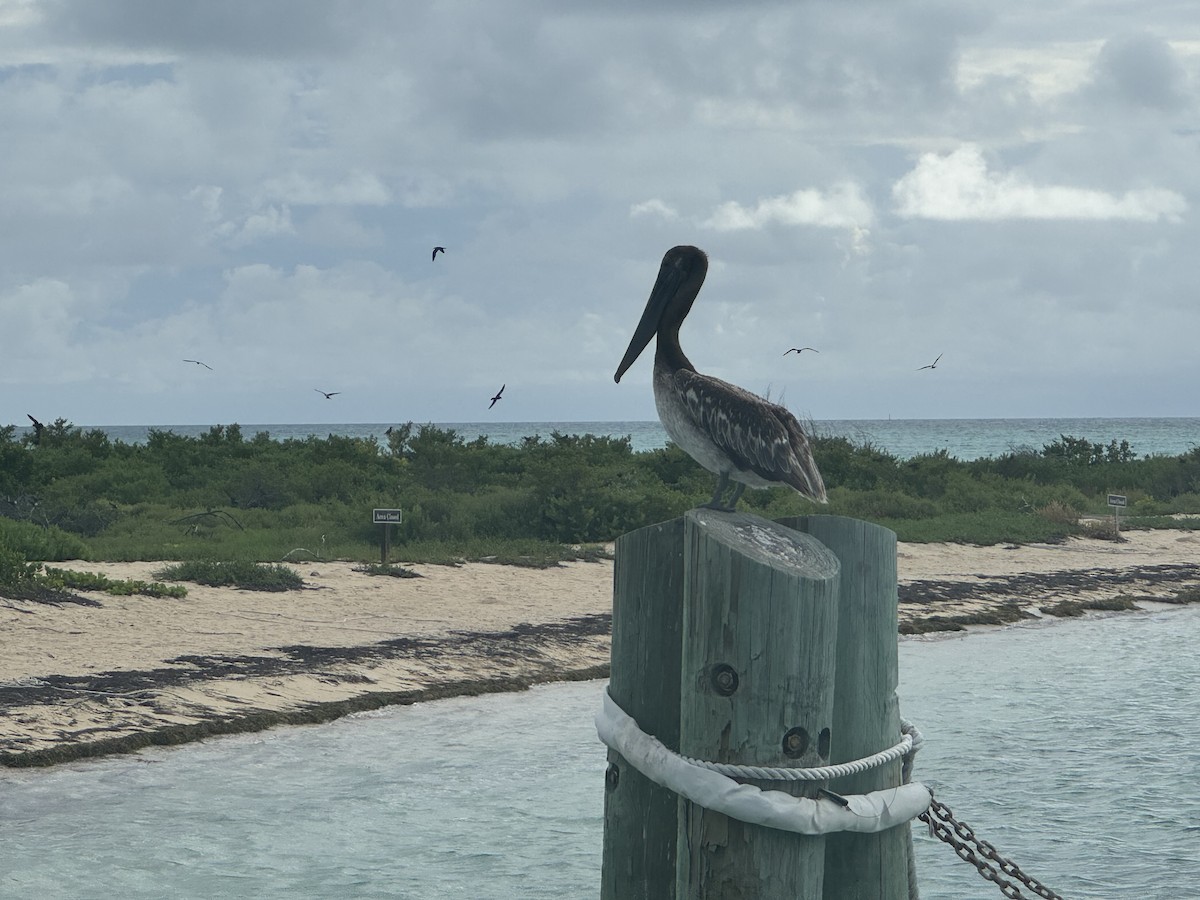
1108, 494, 1127, 532
372, 508, 403, 563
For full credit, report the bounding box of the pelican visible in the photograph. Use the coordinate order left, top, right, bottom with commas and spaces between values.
614, 245, 827, 511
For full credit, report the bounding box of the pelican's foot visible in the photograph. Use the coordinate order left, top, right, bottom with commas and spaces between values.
703, 472, 747, 512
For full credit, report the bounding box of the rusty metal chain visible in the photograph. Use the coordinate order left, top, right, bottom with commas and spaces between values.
918, 796, 1065, 900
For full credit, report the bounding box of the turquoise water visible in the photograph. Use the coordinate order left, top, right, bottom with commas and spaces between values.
4, 605, 1199, 899
13, 417, 1200, 459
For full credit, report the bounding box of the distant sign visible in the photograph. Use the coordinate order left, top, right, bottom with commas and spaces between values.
1107, 494, 1127, 508
372, 508, 403, 524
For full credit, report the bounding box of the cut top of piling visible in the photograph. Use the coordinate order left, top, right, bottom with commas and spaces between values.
686, 509, 841, 580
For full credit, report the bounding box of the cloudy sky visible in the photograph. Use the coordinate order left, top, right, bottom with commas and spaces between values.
3, 0, 1198, 427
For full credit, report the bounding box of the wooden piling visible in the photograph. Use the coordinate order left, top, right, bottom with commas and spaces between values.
601, 517, 686, 900
602, 511, 913, 898
676, 509, 841, 899
777, 515, 912, 900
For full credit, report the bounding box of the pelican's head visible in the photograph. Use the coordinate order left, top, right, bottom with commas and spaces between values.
614, 245, 708, 383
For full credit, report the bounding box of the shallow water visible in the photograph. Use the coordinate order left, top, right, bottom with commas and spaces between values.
3, 606, 1199, 899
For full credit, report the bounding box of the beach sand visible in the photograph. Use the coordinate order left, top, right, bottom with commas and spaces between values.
3, 527, 1199, 767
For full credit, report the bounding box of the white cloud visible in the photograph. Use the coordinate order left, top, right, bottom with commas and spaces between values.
228, 204, 294, 246
629, 198, 679, 220
893, 145, 1187, 222
261, 171, 391, 206
701, 183, 874, 231
956, 42, 1103, 102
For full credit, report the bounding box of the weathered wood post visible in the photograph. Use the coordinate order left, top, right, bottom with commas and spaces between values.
602, 511, 915, 898
602, 517, 686, 900
777, 515, 912, 900
676, 509, 841, 898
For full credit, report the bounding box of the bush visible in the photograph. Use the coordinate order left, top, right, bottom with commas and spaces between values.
1038, 501, 1080, 525
0, 518, 90, 561
0, 546, 41, 585
154, 560, 305, 591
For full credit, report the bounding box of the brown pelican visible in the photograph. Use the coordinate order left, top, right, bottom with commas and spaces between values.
917, 353, 943, 371
315, 389, 340, 399
614, 245, 827, 511
784, 347, 819, 356
432, 246, 445, 261
184, 359, 213, 370
489, 384, 505, 409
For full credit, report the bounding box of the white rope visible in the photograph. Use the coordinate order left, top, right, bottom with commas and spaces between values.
680, 720, 922, 782
596, 690, 931, 836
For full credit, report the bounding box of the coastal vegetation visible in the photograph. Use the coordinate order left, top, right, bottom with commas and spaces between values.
1, 421, 1199, 587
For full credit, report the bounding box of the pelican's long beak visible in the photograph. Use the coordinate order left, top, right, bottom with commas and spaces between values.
614, 261, 686, 383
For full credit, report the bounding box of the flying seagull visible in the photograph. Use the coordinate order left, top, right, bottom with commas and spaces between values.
184, 359, 213, 371
489, 384, 505, 409
432, 246, 445, 261
784, 347, 819, 356
917, 353, 943, 371
315, 389, 341, 399
615, 245, 826, 511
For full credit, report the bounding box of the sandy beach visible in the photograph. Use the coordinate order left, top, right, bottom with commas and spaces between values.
3, 527, 1199, 767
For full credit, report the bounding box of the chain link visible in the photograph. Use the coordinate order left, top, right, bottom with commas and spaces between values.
918, 797, 1065, 900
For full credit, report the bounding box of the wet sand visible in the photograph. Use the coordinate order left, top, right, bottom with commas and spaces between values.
3, 528, 1199, 767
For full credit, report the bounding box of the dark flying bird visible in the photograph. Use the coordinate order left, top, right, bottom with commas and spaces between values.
432, 246, 445, 261
784, 347, 819, 356
27, 414, 45, 445
917, 353, 943, 371
489, 384, 505, 409
183, 359, 213, 371
614, 245, 827, 511
315, 389, 341, 399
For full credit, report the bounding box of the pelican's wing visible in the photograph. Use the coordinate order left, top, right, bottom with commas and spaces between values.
674, 369, 826, 501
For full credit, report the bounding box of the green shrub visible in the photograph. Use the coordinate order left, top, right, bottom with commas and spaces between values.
0, 546, 41, 585
0, 518, 90, 561
154, 560, 304, 591
41, 567, 188, 598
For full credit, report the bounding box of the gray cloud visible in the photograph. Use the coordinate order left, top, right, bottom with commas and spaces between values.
1085, 32, 1190, 111
37, 0, 372, 57
3, 1, 1199, 426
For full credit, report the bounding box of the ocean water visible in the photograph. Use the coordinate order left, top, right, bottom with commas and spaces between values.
12, 417, 1200, 460
3, 605, 1199, 899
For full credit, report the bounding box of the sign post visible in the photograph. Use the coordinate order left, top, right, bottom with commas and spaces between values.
1107, 494, 1127, 533
372, 508, 403, 564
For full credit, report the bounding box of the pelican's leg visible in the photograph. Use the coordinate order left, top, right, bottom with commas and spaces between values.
725, 481, 746, 510
701, 472, 730, 510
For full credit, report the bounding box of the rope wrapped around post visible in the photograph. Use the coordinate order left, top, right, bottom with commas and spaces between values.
596, 690, 931, 837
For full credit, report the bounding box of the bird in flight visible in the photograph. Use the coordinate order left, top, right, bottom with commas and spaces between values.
783, 347, 819, 356
26, 414, 45, 445
432, 246, 445, 261
917, 353, 943, 371
315, 389, 341, 399
489, 384, 505, 409
184, 359, 213, 371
